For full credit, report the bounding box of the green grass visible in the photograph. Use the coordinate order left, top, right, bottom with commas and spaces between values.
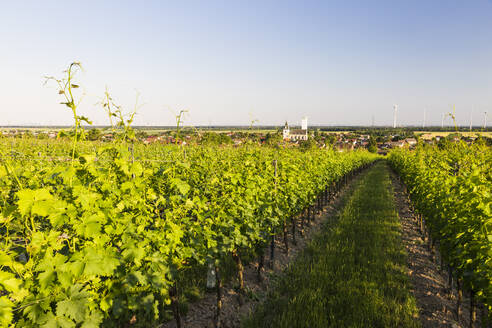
243, 162, 420, 328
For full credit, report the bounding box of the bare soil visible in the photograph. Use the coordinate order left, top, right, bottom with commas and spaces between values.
160, 170, 365, 328
390, 169, 488, 328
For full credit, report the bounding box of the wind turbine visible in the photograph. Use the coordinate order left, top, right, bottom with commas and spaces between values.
393, 104, 398, 128
470, 109, 473, 131
423, 108, 426, 129
484, 111, 488, 130
448, 105, 457, 132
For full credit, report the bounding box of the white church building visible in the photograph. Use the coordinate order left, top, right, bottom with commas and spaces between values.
283, 117, 308, 141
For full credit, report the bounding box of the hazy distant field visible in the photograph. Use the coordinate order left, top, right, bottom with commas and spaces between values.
415, 131, 492, 139
1, 127, 491, 138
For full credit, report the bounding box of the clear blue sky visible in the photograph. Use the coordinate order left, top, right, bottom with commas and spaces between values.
1, 0, 491, 126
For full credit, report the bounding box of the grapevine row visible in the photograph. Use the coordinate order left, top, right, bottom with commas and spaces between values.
0, 141, 377, 327
388, 143, 491, 322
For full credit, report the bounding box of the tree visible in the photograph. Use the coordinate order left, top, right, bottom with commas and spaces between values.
325, 134, 337, 146
201, 132, 232, 145
312, 129, 323, 142
135, 130, 149, 139
264, 132, 282, 146
87, 128, 101, 141
299, 138, 317, 151
367, 136, 378, 153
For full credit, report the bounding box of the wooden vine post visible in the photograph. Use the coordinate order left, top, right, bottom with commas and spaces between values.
306, 206, 311, 226
283, 222, 289, 255
232, 250, 244, 291
291, 216, 297, 246
169, 282, 182, 328
269, 233, 275, 269
257, 247, 264, 282
469, 290, 476, 327
299, 208, 305, 235
457, 278, 463, 318
269, 159, 278, 268
214, 264, 222, 328
448, 265, 453, 290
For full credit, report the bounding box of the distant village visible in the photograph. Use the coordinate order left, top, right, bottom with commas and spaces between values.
0, 121, 488, 153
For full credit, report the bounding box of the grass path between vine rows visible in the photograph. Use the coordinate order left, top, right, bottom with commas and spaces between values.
243, 161, 421, 328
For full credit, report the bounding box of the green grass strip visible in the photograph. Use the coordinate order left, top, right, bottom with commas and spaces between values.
243, 162, 420, 328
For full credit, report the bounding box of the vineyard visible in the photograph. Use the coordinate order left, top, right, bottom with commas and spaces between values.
3, 0, 492, 325
0, 136, 378, 327
388, 143, 492, 323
